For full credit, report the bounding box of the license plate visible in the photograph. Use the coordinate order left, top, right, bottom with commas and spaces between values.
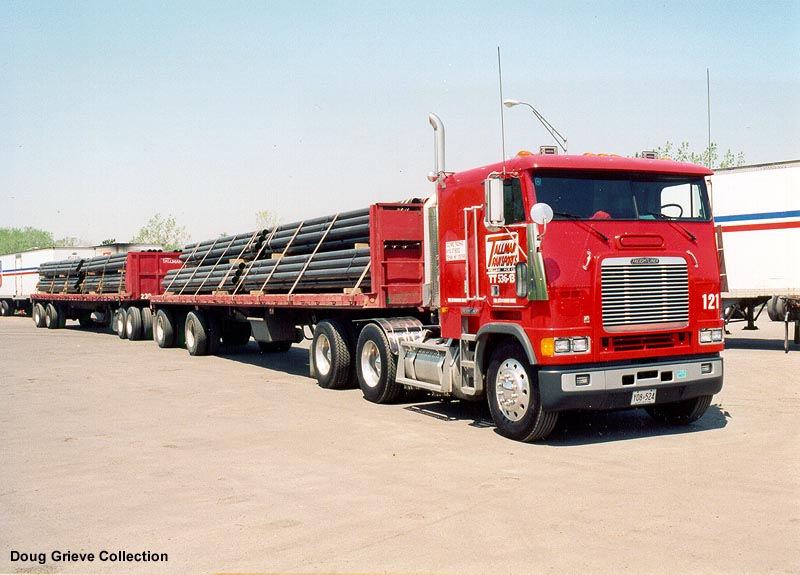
631, 389, 657, 406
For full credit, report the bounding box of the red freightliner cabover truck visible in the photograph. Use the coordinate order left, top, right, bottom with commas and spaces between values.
31, 251, 182, 340
150, 114, 724, 442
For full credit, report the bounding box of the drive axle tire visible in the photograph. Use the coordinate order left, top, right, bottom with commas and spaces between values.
646, 395, 712, 425
155, 309, 176, 348
0, 300, 11, 316
356, 323, 401, 403
312, 320, 353, 389
486, 342, 558, 442
126, 307, 143, 340
33, 303, 46, 328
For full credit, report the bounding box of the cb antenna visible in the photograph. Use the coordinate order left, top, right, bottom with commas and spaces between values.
498, 46, 507, 171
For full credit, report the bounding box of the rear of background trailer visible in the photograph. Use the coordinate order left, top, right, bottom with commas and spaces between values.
0, 243, 160, 316
711, 160, 799, 348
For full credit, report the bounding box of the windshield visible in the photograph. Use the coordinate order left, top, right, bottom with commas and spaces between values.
531, 170, 711, 221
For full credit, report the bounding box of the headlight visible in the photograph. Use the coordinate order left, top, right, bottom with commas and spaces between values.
554, 338, 572, 353
572, 337, 590, 353
543, 336, 591, 356
699, 328, 724, 344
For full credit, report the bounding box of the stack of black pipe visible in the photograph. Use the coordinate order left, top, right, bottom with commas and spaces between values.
36, 259, 85, 294
81, 253, 128, 294
163, 208, 372, 294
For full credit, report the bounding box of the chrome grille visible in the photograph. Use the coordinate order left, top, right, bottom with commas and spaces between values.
601, 257, 689, 330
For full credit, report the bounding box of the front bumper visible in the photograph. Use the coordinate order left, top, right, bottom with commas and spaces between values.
537, 354, 723, 412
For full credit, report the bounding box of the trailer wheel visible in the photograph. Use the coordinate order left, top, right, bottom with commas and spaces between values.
155, 309, 176, 348
356, 323, 401, 403
486, 342, 558, 442
45, 303, 61, 330
116, 308, 128, 339
185, 310, 210, 356
207, 314, 222, 355
0, 300, 11, 316
141, 308, 153, 340
33, 303, 46, 328
645, 395, 712, 425
126, 307, 143, 340
312, 320, 353, 389
222, 322, 251, 347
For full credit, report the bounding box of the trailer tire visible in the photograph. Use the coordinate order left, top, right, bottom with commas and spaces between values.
0, 300, 11, 316
126, 307, 143, 340
206, 313, 221, 356
312, 320, 353, 389
645, 395, 712, 425
116, 308, 128, 339
45, 303, 61, 330
33, 303, 46, 328
185, 310, 210, 356
222, 322, 251, 347
141, 308, 153, 340
356, 323, 401, 403
258, 341, 292, 353
155, 309, 176, 348
486, 341, 558, 442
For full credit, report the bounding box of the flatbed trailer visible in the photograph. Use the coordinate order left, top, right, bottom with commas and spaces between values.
31, 251, 182, 339
150, 202, 427, 354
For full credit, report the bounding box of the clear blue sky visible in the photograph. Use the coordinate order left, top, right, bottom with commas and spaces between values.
2, 0, 798, 244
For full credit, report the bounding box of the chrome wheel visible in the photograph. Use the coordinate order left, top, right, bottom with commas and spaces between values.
156, 316, 165, 342
494, 358, 531, 422
360, 339, 382, 389
314, 333, 332, 376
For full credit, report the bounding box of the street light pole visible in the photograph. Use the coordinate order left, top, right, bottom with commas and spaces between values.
503, 99, 568, 153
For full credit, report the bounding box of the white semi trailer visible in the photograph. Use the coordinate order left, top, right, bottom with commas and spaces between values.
710, 160, 799, 350
0, 243, 160, 316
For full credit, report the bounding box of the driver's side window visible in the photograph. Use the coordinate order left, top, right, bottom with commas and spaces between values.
503, 178, 526, 224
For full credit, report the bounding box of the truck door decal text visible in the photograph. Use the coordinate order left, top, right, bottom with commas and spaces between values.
486, 232, 521, 284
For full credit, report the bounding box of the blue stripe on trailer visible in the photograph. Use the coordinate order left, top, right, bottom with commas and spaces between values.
715, 209, 800, 223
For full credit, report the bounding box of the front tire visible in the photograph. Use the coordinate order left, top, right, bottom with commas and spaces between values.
646, 395, 712, 425
486, 342, 558, 442
356, 323, 401, 403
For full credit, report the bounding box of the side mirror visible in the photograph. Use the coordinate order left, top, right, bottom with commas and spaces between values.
530, 203, 554, 226
484, 178, 505, 227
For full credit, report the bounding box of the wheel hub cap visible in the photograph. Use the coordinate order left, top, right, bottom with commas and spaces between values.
315, 334, 332, 376
361, 340, 381, 388
495, 359, 530, 422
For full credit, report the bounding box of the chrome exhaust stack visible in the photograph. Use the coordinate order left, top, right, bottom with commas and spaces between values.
427, 113, 445, 183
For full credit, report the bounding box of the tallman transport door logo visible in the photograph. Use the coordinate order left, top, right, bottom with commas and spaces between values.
486, 232, 521, 283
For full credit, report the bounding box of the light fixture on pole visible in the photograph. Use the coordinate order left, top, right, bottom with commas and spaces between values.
503, 99, 568, 153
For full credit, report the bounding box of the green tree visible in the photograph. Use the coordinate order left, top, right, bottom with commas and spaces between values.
0, 227, 55, 254
641, 141, 746, 169
101, 238, 117, 245
54, 236, 84, 247
255, 210, 281, 230
131, 213, 189, 250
